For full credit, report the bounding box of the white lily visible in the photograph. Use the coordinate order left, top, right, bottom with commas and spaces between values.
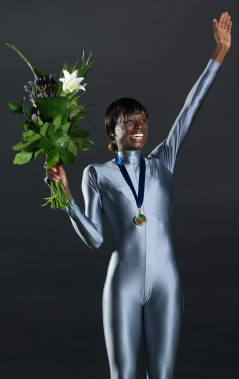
59, 69, 86, 95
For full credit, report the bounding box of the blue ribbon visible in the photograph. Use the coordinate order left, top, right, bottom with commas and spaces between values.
115, 153, 145, 209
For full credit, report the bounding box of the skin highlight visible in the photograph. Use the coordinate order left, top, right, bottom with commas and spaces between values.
44, 11, 232, 198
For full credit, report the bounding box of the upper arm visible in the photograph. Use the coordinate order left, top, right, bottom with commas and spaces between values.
148, 58, 222, 172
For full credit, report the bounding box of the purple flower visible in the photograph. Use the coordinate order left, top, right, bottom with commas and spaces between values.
49, 74, 55, 82
45, 94, 49, 98
50, 94, 54, 97
32, 114, 38, 123
36, 94, 41, 98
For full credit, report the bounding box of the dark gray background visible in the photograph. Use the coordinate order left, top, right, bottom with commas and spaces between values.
1, 0, 238, 378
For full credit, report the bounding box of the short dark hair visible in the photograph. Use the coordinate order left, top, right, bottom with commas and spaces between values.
105, 98, 148, 153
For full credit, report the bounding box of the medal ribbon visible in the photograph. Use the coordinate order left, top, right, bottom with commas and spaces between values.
115, 153, 145, 209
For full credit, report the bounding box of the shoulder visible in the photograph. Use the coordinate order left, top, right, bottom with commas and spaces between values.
83, 158, 116, 183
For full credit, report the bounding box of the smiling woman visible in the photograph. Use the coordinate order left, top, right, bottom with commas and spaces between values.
45, 10, 232, 379
105, 97, 148, 153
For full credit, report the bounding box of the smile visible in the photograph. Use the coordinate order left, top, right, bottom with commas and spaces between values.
130, 134, 144, 141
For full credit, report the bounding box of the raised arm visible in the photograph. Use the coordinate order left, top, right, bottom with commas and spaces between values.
148, 11, 231, 173
45, 163, 104, 250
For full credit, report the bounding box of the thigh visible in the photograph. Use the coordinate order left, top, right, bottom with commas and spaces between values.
143, 275, 184, 379
102, 269, 143, 379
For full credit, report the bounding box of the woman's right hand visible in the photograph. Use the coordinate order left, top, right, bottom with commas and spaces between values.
43, 158, 71, 198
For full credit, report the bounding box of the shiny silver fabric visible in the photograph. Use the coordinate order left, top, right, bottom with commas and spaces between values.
64, 59, 222, 379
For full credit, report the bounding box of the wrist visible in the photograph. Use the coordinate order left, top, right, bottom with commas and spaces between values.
211, 44, 229, 64
217, 43, 230, 53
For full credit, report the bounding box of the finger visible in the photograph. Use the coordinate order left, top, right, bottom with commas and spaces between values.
49, 167, 61, 175
228, 21, 232, 33
213, 19, 217, 31
221, 12, 228, 29
218, 12, 224, 28
47, 173, 61, 181
225, 14, 230, 31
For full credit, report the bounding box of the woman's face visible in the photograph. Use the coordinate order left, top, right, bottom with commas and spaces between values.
113, 114, 148, 151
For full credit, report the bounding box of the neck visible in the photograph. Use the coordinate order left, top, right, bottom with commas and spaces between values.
117, 149, 142, 162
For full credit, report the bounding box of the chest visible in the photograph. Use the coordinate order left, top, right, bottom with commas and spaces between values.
99, 159, 172, 209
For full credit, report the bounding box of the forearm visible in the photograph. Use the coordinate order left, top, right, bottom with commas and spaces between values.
211, 43, 229, 64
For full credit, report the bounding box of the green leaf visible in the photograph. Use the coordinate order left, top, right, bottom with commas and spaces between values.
33, 68, 50, 81
8, 101, 22, 112
11, 109, 24, 114
47, 123, 63, 142
69, 114, 82, 132
22, 130, 35, 138
55, 135, 69, 148
38, 137, 54, 150
53, 114, 61, 129
38, 118, 44, 127
46, 147, 60, 169
60, 149, 75, 165
40, 122, 49, 137
24, 125, 28, 132
21, 97, 25, 109
81, 60, 97, 77
35, 97, 69, 124
25, 133, 42, 144
70, 137, 84, 148
13, 151, 33, 165
86, 139, 96, 145
34, 147, 44, 160
82, 139, 94, 150
61, 122, 71, 132
67, 139, 77, 156
21, 140, 41, 151
12, 142, 30, 151
27, 121, 39, 133
71, 129, 91, 138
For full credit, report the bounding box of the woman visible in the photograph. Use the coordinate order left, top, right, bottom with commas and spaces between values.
44, 12, 231, 379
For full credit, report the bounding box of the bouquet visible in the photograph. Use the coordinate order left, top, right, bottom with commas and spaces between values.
7, 44, 99, 209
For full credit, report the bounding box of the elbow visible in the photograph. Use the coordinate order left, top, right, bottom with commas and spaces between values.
87, 236, 104, 250
92, 237, 104, 250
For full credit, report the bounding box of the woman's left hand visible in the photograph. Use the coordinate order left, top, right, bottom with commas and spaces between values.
213, 12, 232, 51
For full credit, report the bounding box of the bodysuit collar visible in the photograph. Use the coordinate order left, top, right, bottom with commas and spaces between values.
117, 149, 142, 163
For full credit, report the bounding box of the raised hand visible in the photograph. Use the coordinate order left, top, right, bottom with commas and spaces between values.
213, 12, 232, 51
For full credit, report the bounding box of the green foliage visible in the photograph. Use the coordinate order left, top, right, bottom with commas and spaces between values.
40, 122, 49, 137
13, 151, 33, 165
8, 102, 23, 114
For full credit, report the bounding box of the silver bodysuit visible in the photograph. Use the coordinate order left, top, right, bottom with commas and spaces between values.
63, 59, 222, 379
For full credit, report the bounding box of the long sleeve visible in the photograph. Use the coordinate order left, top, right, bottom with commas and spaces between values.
148, 58, 222, 172
63, 164, 104, 250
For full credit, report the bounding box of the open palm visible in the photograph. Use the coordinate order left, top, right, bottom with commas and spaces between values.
213, 12, 232, 51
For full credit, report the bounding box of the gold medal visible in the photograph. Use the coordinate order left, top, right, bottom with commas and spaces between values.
133, 208, 147, 226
